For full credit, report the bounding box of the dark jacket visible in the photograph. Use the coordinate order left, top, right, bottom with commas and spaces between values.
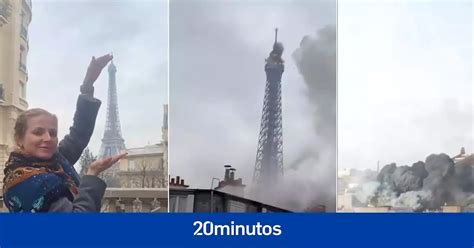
48, 94, 104, 212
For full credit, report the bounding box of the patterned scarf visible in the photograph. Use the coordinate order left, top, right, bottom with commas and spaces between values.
2, 152, 80, 213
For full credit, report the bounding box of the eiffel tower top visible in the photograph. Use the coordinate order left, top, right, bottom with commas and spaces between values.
268, 28, 284, 64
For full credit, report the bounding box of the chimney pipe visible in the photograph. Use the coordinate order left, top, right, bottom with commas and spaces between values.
230, 168, 236, 181
224, 165, 231, 181
171, 178, 175, 185
180, 179, 184, 185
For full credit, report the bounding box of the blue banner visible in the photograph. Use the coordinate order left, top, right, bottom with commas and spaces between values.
0, 213, 472, 247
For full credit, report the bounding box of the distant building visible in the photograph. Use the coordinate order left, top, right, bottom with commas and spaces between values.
118, 144, 167, 188
441, 205, 463, 213
117, 104, 168, 189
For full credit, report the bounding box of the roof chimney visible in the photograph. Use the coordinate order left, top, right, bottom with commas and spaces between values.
229, 168, 236, 180
224, 164, 231, 181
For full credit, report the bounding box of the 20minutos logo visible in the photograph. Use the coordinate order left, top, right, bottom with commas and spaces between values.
193, 221, 282, 236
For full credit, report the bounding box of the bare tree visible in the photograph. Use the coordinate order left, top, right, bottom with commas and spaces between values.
135, 157, 165, 188
79, 147, 97, 177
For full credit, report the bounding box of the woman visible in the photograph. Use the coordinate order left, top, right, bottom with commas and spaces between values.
2, 54, 126, 212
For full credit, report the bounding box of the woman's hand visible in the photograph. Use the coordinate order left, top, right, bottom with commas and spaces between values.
82, 54, 113, 86
86, 152, 127, 177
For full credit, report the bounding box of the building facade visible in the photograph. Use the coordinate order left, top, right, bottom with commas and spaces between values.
117, 104, 168, 189
118, 144, 167, 188
169, 176, 289, 213
170, 188, 290, 213
0, 0, 31, 190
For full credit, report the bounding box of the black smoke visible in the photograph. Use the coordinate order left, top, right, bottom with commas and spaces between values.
359, 153, 473, 211
282, 25, 336, 211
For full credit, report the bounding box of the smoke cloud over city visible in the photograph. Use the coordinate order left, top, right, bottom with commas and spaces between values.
353, 153, 473, 211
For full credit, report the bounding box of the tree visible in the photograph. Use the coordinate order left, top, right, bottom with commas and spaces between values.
79, 147, 97, 177
137, 158, 153, 188
135, 157, 165, 188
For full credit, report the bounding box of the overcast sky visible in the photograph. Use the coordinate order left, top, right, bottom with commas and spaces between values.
27, 0, 168, 166
338, 0, 472, 171
170, 0, 336, 210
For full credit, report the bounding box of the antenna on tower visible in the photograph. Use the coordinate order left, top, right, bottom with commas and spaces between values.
274, 28, 278, 43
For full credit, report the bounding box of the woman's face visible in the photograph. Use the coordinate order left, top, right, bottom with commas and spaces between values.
19, 114, 58, 159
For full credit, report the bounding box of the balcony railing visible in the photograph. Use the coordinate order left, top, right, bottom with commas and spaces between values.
19, 62, 27, 72
0, 84, 5, 103
22, 0, 32, 12
20, 25, 28, 40
0, 0, 12, 26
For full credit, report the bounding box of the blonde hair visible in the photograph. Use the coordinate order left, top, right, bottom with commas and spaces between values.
14, 108, 58, 145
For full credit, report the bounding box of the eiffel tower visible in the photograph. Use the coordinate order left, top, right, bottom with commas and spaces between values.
99, 60, 126, 187
252, 29, 284, 201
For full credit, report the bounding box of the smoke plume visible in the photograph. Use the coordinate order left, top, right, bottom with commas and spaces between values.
355, 153, 474, 211
274, 25, 336, 211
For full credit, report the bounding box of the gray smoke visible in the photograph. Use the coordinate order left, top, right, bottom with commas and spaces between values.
355, 153, 474, 211
278, 25, 336, 211
293, 25, 336, 145
287, 147, 317, 170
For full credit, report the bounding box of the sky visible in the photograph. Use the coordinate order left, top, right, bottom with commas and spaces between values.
338, 0, 472, 171
169, 0, 337, 211
27, 0, 168, 167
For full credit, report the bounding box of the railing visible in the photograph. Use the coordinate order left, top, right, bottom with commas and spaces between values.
22, 0, 32, 11
0, 84, 5, 102
20, 25, 28, 40
0, 0, 12, 25
19, 61, 27, 72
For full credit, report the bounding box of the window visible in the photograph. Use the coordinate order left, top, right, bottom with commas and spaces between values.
129, 160, 135, 171
227, 200, 247, 212
19, 45, 27, 72
0, 1, 12, 26
0, 82, 4, 102
19, 81, 26, 99
20, 11, 28, 40
170, 195, 190, 212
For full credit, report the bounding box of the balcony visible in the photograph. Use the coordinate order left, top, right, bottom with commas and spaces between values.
19, 61, 27, 73
0, 0, 12, 27
0, 84, 5, 103
22, 0, 32, 13
20, 25, 28, 40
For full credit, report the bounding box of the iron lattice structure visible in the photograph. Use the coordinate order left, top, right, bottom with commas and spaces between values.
253, 29, 284, 192
99, 61, 126, 186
